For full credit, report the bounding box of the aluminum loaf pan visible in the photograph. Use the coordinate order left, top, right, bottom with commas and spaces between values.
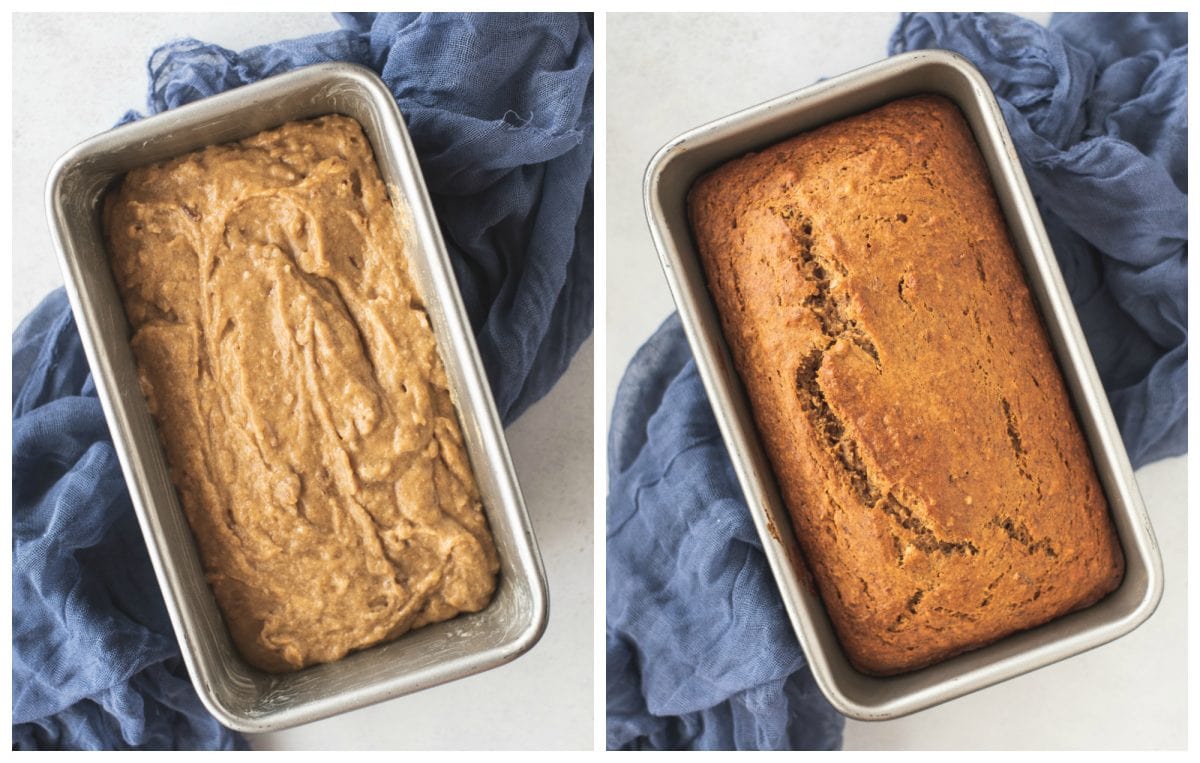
46, 62, 548, 733
643, 49, 1162, 721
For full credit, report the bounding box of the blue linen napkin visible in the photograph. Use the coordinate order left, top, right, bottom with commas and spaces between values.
606, 12, 1186, 750
13, 12, 592, 750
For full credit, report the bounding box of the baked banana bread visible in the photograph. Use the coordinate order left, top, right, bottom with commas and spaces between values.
688, 94, 1124, 676
104, 115, 499, 673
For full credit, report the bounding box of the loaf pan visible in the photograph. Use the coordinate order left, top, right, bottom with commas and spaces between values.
46, 62, 548, 734
643, 49, 1163, 721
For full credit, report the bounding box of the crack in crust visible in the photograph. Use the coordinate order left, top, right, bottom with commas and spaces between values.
796, 349, 881, 508
781, 207, 879, 362
787, 212, 977, 561
993, 516, 1058, 558
883, 495, 979, 557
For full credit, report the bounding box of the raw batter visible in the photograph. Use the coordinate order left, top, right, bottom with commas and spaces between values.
104, 115, 499, 673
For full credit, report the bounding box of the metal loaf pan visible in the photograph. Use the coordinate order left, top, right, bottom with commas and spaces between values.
46, 62, 548, 733
643, 49, 1163, 721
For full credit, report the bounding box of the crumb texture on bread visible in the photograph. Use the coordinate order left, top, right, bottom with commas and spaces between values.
688, 95, 1124, 675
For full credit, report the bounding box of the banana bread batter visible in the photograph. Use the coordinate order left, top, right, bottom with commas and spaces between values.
104, 115, 499, 673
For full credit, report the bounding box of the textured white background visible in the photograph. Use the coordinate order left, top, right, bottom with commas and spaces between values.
12, 13, 593, 750
606, 12, 1186, 751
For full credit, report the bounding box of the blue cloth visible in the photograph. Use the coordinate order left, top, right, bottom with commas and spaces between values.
606, 316, 845, 751
12, 293, 247, 751
607, 12, 1186, 751
14, 12, 592, 750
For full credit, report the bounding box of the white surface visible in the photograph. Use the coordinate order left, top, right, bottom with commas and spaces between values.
13, 12, 592, 750
606, 12, 1186, 751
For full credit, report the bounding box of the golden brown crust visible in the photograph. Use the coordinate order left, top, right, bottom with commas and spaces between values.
104, 115, 498, 673
688, 95, 1124, 676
